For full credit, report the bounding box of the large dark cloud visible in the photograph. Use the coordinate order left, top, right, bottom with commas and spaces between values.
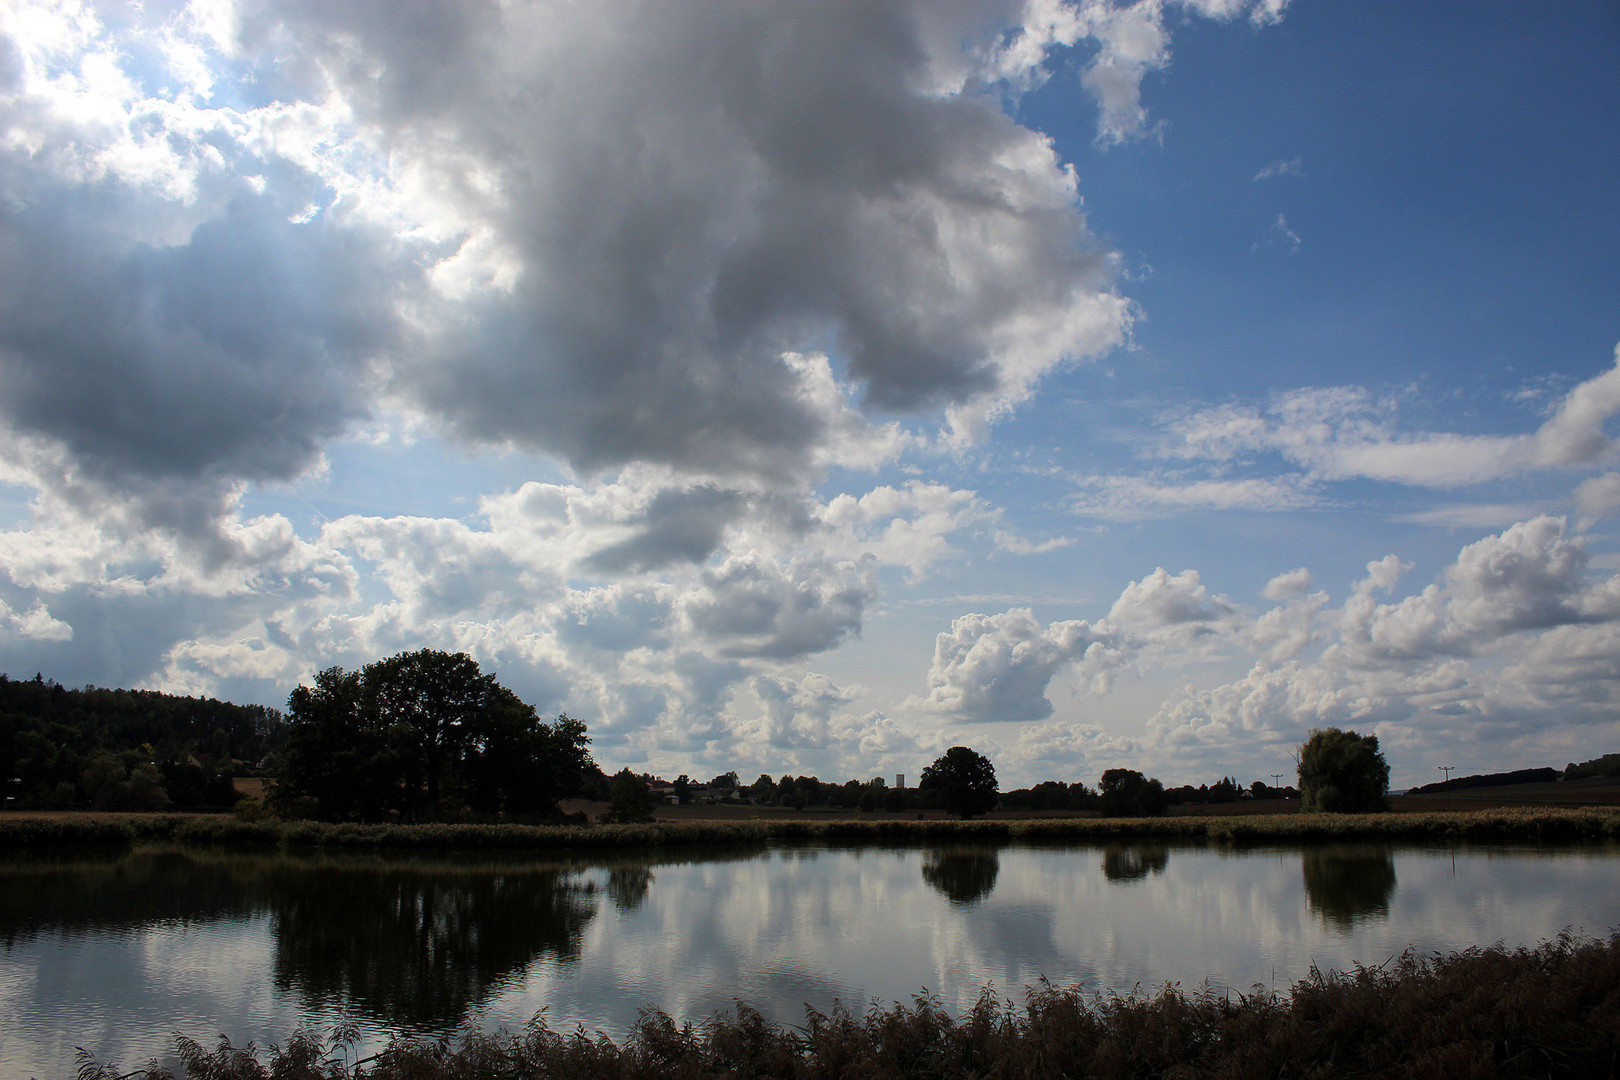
1, 0, 1123, 538
0, 195, 392, 491
233, 0, 1117, 475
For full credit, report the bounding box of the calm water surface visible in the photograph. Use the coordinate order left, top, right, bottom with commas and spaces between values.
2, 840, 1616, 1078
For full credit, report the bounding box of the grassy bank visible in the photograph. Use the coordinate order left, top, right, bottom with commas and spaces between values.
3, 805, 1620, 851
80, 932, 1620, 1080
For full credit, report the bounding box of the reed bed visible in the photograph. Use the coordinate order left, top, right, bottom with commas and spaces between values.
78, 932, 1620, 1080
7, 805, 1620, 852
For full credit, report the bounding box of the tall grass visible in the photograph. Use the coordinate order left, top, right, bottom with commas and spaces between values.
8, 805, 1619, 852
78, 932, 1620, 1079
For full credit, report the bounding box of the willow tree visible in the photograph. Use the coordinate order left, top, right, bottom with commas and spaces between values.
1297, 727, 1389, 813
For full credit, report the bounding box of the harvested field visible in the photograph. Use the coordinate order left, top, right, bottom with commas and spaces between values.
1391, 775, 1620, 812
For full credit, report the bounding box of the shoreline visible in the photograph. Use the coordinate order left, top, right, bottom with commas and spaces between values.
4, 804, 1619, 852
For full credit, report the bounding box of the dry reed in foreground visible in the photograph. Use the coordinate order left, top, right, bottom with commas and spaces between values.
78, 932, 1620, 1080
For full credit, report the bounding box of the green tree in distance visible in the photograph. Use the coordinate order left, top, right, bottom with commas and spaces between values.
604, 768, 655, 823
1297, 726, 1390, 813
919, 746, 998, 819
749, 774, 778, 805
1098, 768, 1166, 817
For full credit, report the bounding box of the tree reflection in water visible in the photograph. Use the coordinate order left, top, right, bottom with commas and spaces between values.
606, 866, 655, 911
920, 846, 1000, 905
1302, 846, 1397, 928
0, 850, 263, 943
1100, 843, 1169, 882
269, 859, 597, 1029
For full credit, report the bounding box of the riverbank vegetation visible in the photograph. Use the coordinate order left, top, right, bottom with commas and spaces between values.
79, 932, 1620, 1080
5, 805, 1618, 852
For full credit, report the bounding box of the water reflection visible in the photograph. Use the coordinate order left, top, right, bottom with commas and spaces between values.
6, 839, 1616, 1080
606, 866, 655, 911
0, 849, 598, 1030
920, 846, 1000, 905
269, 861, 596, 1028
0, 849, 261, 942
1301, 846, 1397, 928
1100, 843, 1170, 883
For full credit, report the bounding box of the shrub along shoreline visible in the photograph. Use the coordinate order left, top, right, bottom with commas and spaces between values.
78, 932, 1620, 1080
2, 805, 1618, 851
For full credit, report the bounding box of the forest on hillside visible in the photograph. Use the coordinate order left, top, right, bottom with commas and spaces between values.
0, 673, 284, 810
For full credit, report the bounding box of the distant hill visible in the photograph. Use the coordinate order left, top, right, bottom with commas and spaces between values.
0, 673, 286, 810
1410, 767, 1559, 794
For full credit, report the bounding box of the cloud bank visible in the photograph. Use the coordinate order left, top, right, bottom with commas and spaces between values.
0, 0, 1152, 547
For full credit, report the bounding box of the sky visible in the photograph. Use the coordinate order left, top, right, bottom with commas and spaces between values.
2, 0, 1619, 791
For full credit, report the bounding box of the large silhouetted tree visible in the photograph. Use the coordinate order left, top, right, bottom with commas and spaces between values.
1297, 727, 1389, 813
363, 650, 492, 809
277, 650, 591, 821
919, 746, 998, 819
1098, 768, 1166, 817
279, 666, 408, 821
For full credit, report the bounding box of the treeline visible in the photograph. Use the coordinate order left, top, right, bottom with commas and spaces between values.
1164, 775, 1297, 804
1411, 767, 1560, 794
1404, 755, 1620, 794
1564, 752, 1620, 781
746, 773, 921, 812
742, 771, 1290, 818
0, 673, 285, 810
1001, 773, 1296, 816
736, 772, 990, 815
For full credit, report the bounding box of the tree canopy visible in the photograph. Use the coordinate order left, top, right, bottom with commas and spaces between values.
919, 746, 998, 819
1098, 768, 1166, 817
276, 649, 592, 822
1297, 727, 1389, 813
604, 768, 655, 824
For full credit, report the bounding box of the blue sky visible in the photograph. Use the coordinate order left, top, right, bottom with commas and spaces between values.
2, 0, 1618, 790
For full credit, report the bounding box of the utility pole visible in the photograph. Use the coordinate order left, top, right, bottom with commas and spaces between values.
1271, 773, 1284, 800
1438, 765, 1455, 809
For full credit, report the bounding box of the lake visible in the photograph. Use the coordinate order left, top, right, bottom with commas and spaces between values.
2, 839, 1616, 1078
